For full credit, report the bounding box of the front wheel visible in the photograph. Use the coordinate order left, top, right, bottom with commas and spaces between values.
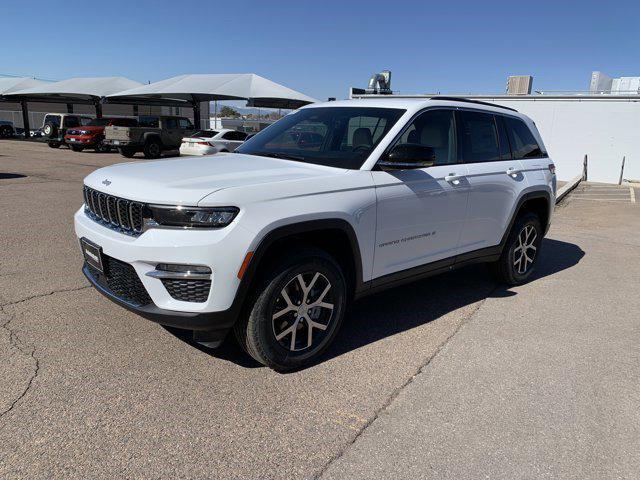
235, 250, 347, 371
48, 141, 60, 149
70, 145, 84, 152
95, 142, 110, 153
119, 147, 136, 158
490, 212, 542, 286
143, 140, 162, 159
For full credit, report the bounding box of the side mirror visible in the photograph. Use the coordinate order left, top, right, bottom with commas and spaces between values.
378, 144, 436, 170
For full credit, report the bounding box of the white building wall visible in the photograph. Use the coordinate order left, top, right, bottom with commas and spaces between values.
468, 97, 640, 183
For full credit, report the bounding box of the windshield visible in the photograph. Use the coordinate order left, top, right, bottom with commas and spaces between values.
235, 107, 405, 169
88, 118, 111, 126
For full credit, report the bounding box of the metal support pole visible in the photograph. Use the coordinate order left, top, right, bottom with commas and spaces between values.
618, 156, 626, 185
66, 103, 74, 114
192, 102, 201, 130
133, 105, 139, 117
583, 154, 588, 181
94, 102, 103, 119
20, 100, 30, 139
214, 100, 217, 129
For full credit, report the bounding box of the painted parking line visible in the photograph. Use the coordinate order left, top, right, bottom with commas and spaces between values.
631, 188, 636, 203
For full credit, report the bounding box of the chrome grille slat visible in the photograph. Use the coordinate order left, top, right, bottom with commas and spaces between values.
83, 186, 145, 237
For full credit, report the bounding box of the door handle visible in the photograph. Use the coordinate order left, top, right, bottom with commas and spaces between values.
444, 173, 462, 185
506, 167, 521, 177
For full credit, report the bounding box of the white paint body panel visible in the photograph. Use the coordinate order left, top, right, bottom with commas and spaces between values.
75, 98, 554, 316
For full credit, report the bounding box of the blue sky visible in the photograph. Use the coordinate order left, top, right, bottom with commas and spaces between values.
2, 0, 639, 101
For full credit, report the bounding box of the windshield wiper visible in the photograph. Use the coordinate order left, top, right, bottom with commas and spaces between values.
250, 151, 307, 162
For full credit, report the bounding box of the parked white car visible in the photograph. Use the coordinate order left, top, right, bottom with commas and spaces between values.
75, 97, 556, 371
179, 129, 249, 155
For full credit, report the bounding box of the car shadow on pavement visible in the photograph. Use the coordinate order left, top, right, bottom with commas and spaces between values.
168, 238, 585, 370
0, 173, 26, 179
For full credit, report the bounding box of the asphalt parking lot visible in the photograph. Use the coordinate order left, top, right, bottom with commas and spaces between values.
1, 140, 639, 479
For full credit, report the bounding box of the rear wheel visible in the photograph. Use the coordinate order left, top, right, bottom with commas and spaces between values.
119, 147, 136, 158
143, 139, 162, 159
0, 125, 13, 138
70, 145, 84, 152
234, 249, 347, 371
48, 141, 61, 149
490, 212, 542, 286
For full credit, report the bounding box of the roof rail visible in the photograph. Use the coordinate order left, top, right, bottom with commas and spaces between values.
429, 96, 518, 112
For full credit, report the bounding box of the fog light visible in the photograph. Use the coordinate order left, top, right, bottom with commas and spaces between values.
156, 264, 211, 274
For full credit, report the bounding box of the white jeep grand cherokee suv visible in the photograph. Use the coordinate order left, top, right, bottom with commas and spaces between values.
75, 97, 556, 371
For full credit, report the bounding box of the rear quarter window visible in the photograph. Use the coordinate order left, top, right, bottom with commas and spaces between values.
503, 116, 546, 159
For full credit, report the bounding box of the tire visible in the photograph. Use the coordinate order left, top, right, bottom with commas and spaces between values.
234, 249, 347, 371
119, 147, 136, 158
71, 145, 84, 152
48, 141, 60, 149
43, 123, 57, 138
143, 139, 162, 159
95, 142, 110, 153
0, 125, 13, 138
490, 212, 542, 286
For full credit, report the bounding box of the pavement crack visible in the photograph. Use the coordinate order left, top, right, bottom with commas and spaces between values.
314, 290, 493, 479
0, 284, 90, 419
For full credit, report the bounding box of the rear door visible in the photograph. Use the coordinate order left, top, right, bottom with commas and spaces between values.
503, 116, 554, 191
456, 110, 528, 253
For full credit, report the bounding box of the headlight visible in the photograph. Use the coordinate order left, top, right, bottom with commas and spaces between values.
79, 130, 92, 135
147, 205, 239, 229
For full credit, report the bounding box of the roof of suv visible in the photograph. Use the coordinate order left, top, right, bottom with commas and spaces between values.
303, 96, 521, 117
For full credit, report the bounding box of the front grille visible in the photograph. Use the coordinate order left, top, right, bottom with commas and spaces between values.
161, 279, 211, 303
84, 186, 144, 235
86, 254, 152, 307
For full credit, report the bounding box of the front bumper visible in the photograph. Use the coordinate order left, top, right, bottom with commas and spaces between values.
65, 135, 99, 147
74, 207, 254, 330
82, 263, 235, 336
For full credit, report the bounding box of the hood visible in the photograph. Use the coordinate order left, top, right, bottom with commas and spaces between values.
83, 153, 344, 205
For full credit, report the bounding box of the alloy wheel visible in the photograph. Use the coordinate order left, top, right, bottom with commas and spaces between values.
513, 224, 537, 274
270, 271, 335, 352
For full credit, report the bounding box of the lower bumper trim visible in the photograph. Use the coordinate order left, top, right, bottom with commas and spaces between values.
82, 264, 236, 332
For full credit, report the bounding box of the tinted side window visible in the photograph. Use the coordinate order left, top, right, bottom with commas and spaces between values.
495, 116, 512, 160
164, 118, 178, 129
44, 115, 61, 127
178, 118, 193, 129
457, 111, 500, 163
64, 116, 80, 128
503, 117, 545, 159
222, 131, 236, 140
395, 109, 457, 165
139, 116, 159, 127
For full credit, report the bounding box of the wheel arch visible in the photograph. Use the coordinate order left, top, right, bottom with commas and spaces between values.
500, 190, 552, 250
235, 219, 365, 310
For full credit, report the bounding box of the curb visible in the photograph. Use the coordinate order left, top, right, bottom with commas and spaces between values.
555, 175, 583, 204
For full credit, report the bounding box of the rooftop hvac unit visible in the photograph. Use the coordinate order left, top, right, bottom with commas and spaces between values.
506, 75, 533, 95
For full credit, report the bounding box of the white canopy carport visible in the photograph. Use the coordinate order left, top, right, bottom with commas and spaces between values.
6, 76, 142, 105
0, 77, 49, 134
106, 73, 317, 109
4, 76, 143, 133
0, 77, 48, 96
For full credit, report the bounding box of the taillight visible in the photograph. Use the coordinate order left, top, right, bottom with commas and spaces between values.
548, 163, 556, 175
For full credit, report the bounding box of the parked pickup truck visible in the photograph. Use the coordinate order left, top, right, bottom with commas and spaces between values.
104, 115, 195, 159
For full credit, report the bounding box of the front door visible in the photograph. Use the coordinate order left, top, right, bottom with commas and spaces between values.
372, 108, 470, 280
